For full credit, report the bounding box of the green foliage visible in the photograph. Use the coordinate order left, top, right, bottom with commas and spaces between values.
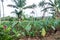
24, 23, 31, 32
1, 18, 60, 39
1, 0, 60, 39
12, 0, 26, 8
1, 16, 18, 21
41, 28, 46, 37
0, 25, 13, 40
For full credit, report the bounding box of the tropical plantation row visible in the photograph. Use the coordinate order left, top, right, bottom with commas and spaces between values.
0, 0, 60, 40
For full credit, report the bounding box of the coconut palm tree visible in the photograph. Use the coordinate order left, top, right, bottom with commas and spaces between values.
7, 0, 36, 21
38, 0, 60, 19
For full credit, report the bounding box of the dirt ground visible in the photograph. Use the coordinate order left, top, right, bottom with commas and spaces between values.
19, 31, 60, 40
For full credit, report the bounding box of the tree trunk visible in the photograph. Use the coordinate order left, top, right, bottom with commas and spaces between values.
42, 0, 45, 19
0, 6, 1, 18
1, 0, 4, 19
42, 12, 45, 19
0, 4, 1, 24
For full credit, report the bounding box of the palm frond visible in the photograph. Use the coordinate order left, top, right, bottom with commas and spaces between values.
41, 7, 54, 12
38, 1, 45, 7
23, 4, 36, 9
1, 0, 4, 2
11, 9, 18, 14
49, 0, 54, 4
11, 0, 26, 8
7, 4, 18, 8
46, 2, 54, 6
38, 0, 55, 7
13, 0, 18, 6
11, 11, 16, 13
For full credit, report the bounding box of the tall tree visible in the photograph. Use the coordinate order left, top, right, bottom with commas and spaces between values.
7, 0, 36, 21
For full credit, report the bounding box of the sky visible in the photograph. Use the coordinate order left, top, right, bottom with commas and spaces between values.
0, 0, 52, 17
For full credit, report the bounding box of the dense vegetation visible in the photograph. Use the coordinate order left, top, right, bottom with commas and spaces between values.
0, 17, 60, 40
0, 0, 60, 40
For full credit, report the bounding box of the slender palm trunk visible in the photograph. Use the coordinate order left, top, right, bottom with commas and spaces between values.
0, 5, 1, 18
18, 15, 20, 21
2, 2, 4, 18
0, 5, 1, 24
1, 0, 4, 19
42, 0, 45, 19
42, 11, 45, 19
0, 10, 1, 18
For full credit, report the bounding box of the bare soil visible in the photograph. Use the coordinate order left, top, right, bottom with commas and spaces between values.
19, 31, 60, 40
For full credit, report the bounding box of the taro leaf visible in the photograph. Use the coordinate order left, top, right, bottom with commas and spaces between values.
12, 29, 17, 34
16, 33, 21, 37
0, 25, 3, 28
12, 29, 20, 37
25, 22, 31, 32
7, 27, 11, 31
54, 20, 58, 26
21, 32, 25, 36
41, 28, 46, 37
29, 31, 35, 37
12, 21, 18, 27
5, 27, 11, 32
0, 25, 3, 31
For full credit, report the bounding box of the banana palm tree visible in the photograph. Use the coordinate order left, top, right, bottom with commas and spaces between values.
38, 0, 60, 19
7, 0, 36, 21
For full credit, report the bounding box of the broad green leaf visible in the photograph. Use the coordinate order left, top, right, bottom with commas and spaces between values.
41, 28, 46, 37
25, 23, 31, 32
0, 25, 3, 28
6, 27, 11, 32
12, 22, 18, 27
51, 26, 55, 30
16, 33, 21, 37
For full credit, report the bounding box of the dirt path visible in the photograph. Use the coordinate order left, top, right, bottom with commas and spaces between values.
19, 31, 60, 40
